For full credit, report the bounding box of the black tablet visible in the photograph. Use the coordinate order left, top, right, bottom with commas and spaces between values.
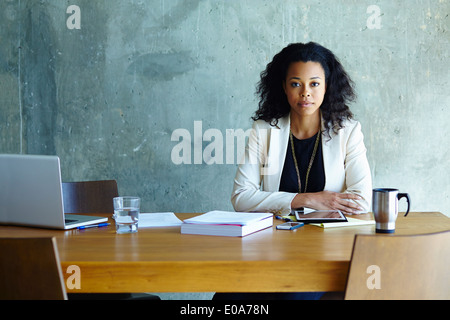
292, 209, 347, 223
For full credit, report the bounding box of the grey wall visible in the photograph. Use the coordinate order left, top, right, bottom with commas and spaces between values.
1, 0, 449, 215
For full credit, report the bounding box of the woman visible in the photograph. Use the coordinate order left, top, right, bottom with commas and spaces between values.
231, 42, 372, 215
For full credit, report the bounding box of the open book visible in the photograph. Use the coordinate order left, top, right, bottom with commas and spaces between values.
181, 211, 273, 237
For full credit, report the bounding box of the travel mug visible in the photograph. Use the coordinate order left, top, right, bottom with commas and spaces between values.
372, 188, 410, 233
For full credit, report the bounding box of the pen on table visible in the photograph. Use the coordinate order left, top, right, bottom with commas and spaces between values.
77, 223, 110, 230
275, 215, 292, 222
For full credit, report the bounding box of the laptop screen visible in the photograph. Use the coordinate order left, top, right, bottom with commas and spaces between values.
0, 154, 66, 228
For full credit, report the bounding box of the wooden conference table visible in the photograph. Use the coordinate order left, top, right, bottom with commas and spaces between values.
1, 212, 449, 293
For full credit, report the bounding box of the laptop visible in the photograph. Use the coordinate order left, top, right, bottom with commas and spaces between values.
0, 154, 108, 229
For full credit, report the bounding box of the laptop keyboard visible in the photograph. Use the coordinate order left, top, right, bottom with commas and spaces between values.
65, 219, 78, 223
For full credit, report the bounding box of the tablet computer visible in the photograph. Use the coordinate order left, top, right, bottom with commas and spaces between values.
292, 209, 347, 223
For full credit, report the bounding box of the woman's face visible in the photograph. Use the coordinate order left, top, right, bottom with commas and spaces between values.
283, 61, 327, 118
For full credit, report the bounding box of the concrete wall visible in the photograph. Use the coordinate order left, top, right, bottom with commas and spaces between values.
1, 0, 448, 216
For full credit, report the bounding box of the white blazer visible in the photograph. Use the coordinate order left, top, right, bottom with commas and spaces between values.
231, 114, 372, 214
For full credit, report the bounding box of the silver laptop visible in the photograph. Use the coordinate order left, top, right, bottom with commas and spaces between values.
0, 154, 108, 229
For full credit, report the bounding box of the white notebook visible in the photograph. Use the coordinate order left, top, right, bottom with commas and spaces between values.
138, 212, 183, 228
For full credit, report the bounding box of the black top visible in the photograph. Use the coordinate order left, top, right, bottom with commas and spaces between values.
279, 132, 325, 193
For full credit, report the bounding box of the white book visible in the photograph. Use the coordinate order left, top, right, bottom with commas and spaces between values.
181, 211, 273, 237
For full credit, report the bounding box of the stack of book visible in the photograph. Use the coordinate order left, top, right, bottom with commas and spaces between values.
181, 211, 273, 237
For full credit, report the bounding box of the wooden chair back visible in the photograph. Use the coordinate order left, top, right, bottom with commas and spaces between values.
0, 237, 67, 300
62, 180, 118, 214
345, 230, 450, 300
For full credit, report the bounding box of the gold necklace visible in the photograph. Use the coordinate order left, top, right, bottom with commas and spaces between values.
289, 128, 321, 193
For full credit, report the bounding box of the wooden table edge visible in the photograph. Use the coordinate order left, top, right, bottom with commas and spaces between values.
62, 259, 349, 293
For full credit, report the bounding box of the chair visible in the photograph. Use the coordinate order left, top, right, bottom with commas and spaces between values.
62, 180, 119, 214
345, 230, 450, 300
0, 237, 67, 300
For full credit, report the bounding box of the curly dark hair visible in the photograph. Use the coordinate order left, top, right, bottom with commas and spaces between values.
252, 42, 356, 136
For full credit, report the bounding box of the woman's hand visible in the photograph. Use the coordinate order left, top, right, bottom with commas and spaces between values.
291, 191, 363, 215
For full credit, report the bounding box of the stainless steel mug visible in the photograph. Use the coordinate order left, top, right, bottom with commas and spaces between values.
372, 188, 411, 233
